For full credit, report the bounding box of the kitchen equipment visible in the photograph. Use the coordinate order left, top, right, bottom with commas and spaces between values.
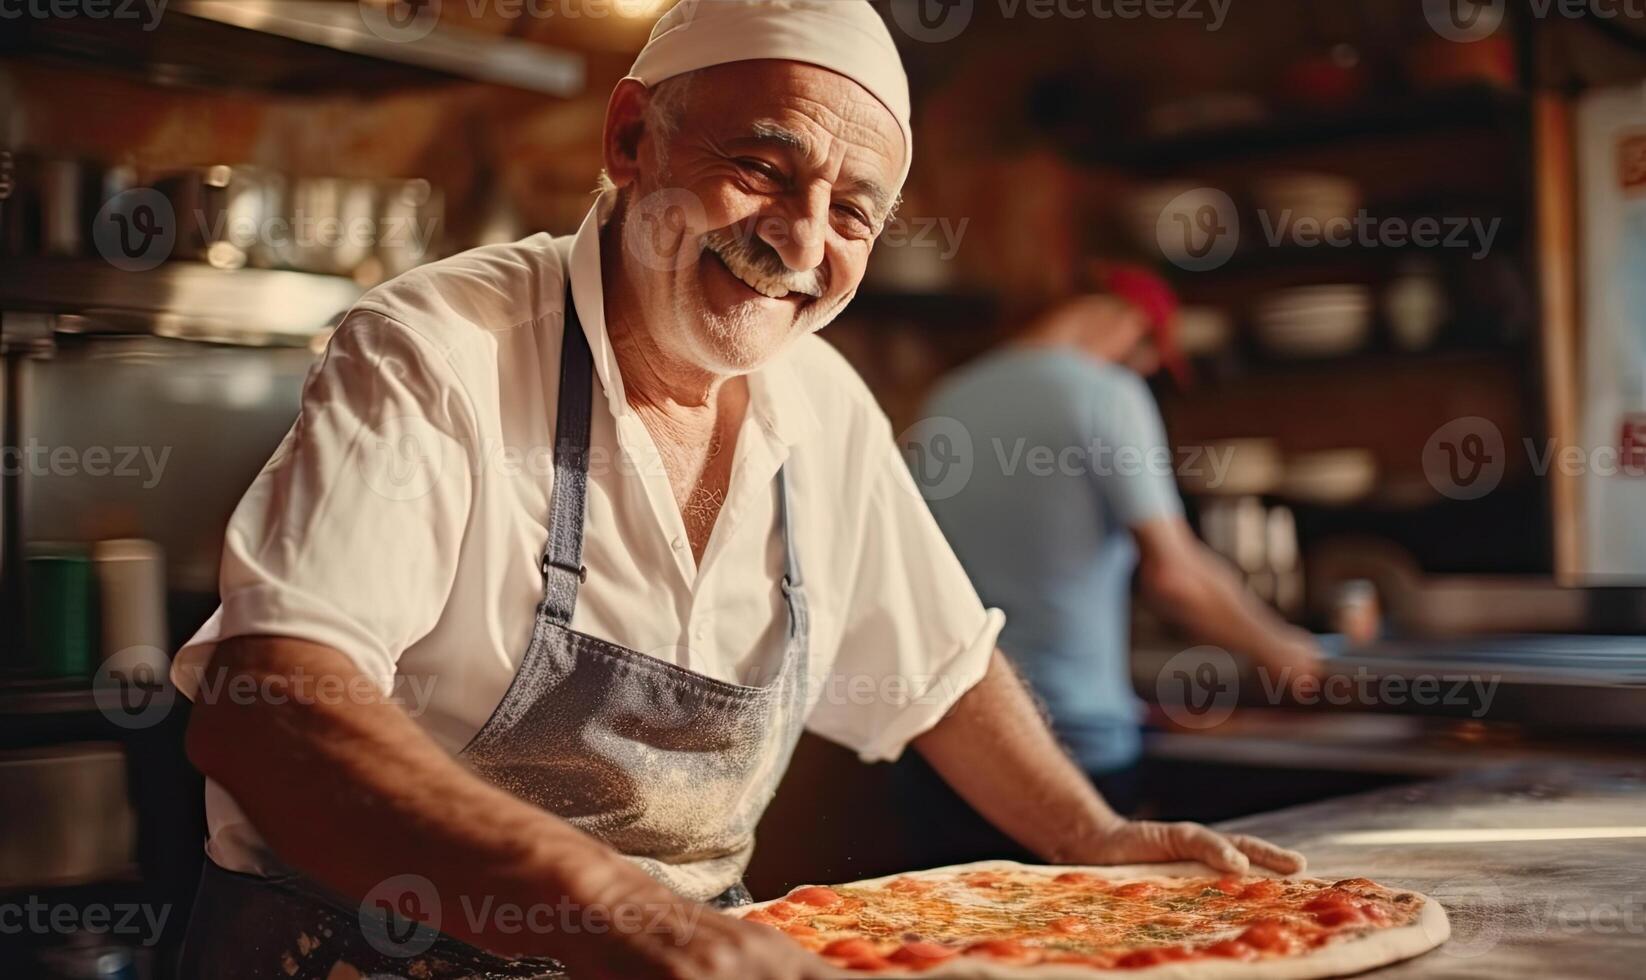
1179, 437, 1282, 497
1254, 284, 1372, 358
1125, 182, 1235, 268
1175, 306, 1233, 358
1279, 448, 1378, 506
274, 175, 379, 277
91, 539, 168, 662
1251, 172, 1360, 230
22, 543, 97, 679
1383, 261, 1449, 351
153, 163, 280, 270
1266, 505, 1302, 616
1331, 579, 1381, 647
0, 744, 137, 888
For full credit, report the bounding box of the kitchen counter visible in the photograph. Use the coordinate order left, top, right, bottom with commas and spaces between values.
1219, 761, 1646, 978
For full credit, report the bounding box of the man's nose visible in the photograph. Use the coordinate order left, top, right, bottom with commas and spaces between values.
760, 185, 829, 274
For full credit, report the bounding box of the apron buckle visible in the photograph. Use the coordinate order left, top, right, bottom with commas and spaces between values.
542, 556, 588, 583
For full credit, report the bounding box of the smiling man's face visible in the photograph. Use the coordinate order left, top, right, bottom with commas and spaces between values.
606, 59, 904, 376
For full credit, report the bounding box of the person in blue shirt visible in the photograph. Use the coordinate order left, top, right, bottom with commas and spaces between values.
921, 277, 1322, 814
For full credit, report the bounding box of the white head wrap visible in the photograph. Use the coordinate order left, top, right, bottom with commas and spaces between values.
626, 0, 913, 187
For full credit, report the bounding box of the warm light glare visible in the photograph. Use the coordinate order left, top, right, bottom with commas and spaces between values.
616, 0, 672, 18
1325, 827, 1646, 846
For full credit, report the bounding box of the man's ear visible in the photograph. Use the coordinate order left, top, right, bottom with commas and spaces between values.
603, 78, 654, 190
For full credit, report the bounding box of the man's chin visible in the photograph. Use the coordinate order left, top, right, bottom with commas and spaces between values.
689, 315, 794, 375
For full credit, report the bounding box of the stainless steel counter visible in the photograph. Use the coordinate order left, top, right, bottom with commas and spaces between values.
1219, 762, 1646, 978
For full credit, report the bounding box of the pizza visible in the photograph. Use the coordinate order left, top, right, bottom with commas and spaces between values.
731, 861, 1449, 978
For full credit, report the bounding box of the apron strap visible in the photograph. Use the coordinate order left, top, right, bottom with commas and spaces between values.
776, 466, 803, 590
541, 284, 594, 625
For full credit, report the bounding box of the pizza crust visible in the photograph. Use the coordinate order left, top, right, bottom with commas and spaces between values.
729, 860, 1450, 979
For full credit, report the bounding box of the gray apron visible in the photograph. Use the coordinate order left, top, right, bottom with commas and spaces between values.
178, 288, 813, 979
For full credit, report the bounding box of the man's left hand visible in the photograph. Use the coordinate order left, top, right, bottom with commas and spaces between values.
1070, 821, 1307, 876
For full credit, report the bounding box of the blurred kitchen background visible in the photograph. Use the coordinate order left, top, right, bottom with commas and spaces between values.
2, 1, 1645, 975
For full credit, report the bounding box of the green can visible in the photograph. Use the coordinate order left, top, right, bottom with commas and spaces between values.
24, 543, 98, 679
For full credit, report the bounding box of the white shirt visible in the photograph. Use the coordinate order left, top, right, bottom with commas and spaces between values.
175, 197, 1005, 874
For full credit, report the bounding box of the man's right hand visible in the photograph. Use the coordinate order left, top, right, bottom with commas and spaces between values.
565, 894, 835, 980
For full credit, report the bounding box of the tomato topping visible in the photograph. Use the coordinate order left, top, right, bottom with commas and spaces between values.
963, 938, 1032, 960
886, 876, 931, 894
763, 901, 801, 921
1304, 893, 1358, 913
888, 942, 958, 968
821, 938, 880, 959
1239, 919, 1298, 953
1112, 882, 1155, 899
788, 886, 842, 908
742, 909, 778, 926
1115, 946, 1190, 969
1333, 877, 1376, 890
1054, 871, 1099, 885
1049, 916, 1088, 934
1313, 906, 1363, 928
840, 954, 890, 971
1205, 940, 1258, 961
783, 924, 820, 938
1238, 879, 1284, 901
1214, 876, 1244, 894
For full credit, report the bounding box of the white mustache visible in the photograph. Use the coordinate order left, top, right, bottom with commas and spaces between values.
702, 229, 825, 300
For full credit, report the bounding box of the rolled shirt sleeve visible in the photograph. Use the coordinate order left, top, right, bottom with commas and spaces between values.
172, 311, 476, 698
806, 425, 1006, 763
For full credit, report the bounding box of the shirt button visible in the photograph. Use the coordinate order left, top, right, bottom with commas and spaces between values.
671, 537, 686, 552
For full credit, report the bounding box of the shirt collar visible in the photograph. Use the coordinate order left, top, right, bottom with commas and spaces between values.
566, 192, 821, 448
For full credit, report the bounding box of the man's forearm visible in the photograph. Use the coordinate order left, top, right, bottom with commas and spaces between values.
913, 650, 1122, 862
185, 636, 677, 960
1151, 550, 1315, 671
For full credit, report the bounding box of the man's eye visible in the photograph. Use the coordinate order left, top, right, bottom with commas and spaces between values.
737, 158, 783, 182
833, 204, 873, 236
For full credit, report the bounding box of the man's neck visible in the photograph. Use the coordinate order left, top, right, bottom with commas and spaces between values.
599, 218, 733, 419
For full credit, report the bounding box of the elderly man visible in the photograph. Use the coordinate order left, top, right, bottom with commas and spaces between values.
174, 3, 1304, 977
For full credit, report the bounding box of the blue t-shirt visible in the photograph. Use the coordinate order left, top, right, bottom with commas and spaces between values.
921, 348, 1183, 774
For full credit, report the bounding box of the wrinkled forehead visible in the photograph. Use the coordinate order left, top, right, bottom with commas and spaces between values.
679, 61, 906, 201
